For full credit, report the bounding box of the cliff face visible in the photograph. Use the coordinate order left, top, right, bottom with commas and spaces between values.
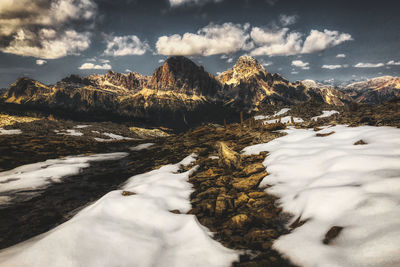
148, 56, 221, 97
2, 56, 352, 129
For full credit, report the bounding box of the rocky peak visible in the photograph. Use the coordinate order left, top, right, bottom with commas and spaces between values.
5, 77, 49, 99
217, 56, 268, 86
148, 56, 221, 96
89, 70, 149, 91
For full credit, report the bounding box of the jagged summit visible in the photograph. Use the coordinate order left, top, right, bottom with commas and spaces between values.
217, 55, 267, 86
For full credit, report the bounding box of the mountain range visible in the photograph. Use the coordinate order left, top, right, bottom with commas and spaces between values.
1, 56, 399, 129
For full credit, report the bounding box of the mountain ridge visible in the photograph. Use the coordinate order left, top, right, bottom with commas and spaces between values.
2, 56, 357, 128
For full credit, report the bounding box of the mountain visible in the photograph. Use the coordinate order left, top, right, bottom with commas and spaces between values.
341, 76, 400, 104
217, 56, 350, 110
2, 56, 351, 129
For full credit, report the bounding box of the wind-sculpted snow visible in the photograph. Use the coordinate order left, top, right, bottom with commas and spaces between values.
0, 154, 239, 267
0, 153, 128, 205
243, 125, 400, 267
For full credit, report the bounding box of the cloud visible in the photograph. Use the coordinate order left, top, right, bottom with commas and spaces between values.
292, 60, 309, 69
79, 62, 111, 70
125, 69, 132, 72
250, 28, 352, 56
0, 0, 96, 59
168, 0, 221, 7
36, 59, 47, 65
103, 35, 149, 56
322, 64, 342, 69
279, 14, 298, 26
354, 62, 385, 68
291, 71, 299, 74
387, 60, 400, 66
336, 53, 346, 58
301, 29, 352, 54
156, 23, 252, 56
250, 27, 302, 56
158, 59, 165, 63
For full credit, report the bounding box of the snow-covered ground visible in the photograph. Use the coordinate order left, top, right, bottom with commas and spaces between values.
73, 125, 90, 129
243, 125, 400, 267
311, 110, 339, 121
0, 153, 128, 205
0, 154, 239, 267
130, 143, 155, 151
0, 128, 21, 135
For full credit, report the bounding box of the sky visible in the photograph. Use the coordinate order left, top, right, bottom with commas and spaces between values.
0, 0, 399, 88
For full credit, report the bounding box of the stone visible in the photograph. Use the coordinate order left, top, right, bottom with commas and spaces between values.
234, 193, 249, 207
217, 142, 241, 169
248, 191, 266, 198
121, 191, 136, 196
215, 193, 232, 216
242, 163, 265, 176
323, 226, 344, 244
354, 139, 367, 145
316, 131, 335, 137
232, 171, 267, 191
229, 214, 251, 229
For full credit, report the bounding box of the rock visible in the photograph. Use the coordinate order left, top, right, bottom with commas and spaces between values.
354, 139, 367, 145
248, 191, 266, 198
229, 214, 251, 229
169, 209, 181, 214
316, 131, 335, 137
121, 191, 136, 196
215, 193, 232, 216
234, 193, 249, 207
232, 171, 267, 191
323, 226, 344, 244
217, 142, 241, 169
196, 187, 220, 199
242, 163, 265, 175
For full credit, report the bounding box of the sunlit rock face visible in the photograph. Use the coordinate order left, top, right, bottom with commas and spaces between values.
342, 76, 400, 104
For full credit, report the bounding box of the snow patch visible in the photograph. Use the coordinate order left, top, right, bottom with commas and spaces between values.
0, 154, 239, 267
0, 152, 128, 205
311, 110, 339, 121
0, 128, 21, 135
243, 125, 400, 267
94, 132, 134, 142
56, 129, 83, 136
130, 143, 155, 151
254, 108, 291, 121
264, 116, 304, 124
74, 125, 90, 129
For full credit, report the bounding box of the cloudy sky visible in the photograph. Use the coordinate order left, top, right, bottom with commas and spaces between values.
0, 0, 399, 88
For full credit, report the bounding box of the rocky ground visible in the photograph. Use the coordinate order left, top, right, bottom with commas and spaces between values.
0, 99, 399, 266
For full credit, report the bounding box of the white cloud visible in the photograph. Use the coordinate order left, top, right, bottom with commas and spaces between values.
259, 59, 273, 67
79, 62, 111, 70
301, 29, 352, 54
250, 28, 352, 56
387, 60, 400, 66
36, 59, 47, 65
0, 0, 96, 59
158, 59, 165, 63
291, 71, 299, 74
104, 35, 149, 56
336, 53, 346, 58
279, 14, 298, 26
322, 64, 342, 69
169, 0, 221, 7
2, 29, 91, 59
292, 60, 309, 70
354, 62, 385, 68
125, 69, 132, 72
250, 27, 302, 56
156, 23, 252, 56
